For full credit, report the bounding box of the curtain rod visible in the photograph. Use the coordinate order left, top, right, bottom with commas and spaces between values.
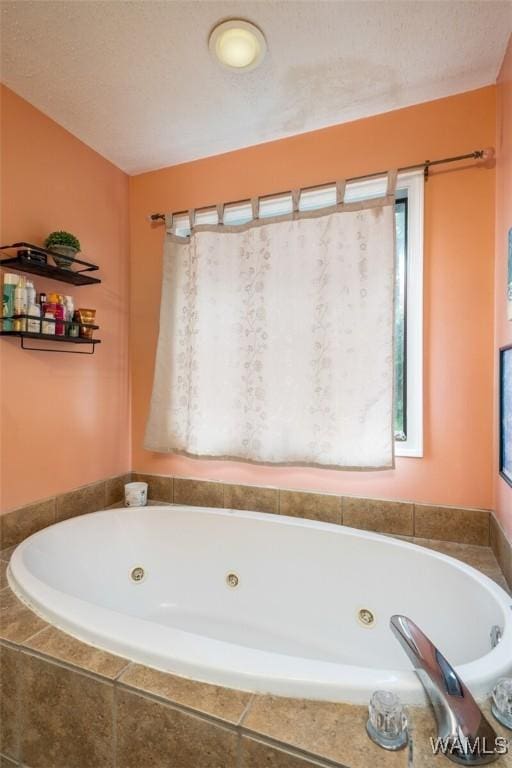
148, 147, 494, 223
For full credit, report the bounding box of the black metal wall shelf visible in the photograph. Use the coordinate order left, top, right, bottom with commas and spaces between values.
0, 242, 101, 286
0, 331, 101, 355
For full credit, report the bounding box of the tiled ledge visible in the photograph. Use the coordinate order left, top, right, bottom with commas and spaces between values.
1, 472, 511, 590
0, 473, 131, 550
1, 547, 510, 768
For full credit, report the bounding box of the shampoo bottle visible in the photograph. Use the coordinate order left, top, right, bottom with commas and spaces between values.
2, 273, 19, 331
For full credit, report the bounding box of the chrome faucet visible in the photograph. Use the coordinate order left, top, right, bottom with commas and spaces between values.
390, 615, 500, 765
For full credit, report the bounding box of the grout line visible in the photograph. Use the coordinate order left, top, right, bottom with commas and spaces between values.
114, 682, 241, 733
235, 729, 243, 768
16, 644, 120, 687
239, 729, 347, 768
237, 694, 255, 727
19, 624, 50, 646
112, 660, 133, 682
112, 676, 118, 768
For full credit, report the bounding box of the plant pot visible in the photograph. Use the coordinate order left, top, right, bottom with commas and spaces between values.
49, 245, 78, 269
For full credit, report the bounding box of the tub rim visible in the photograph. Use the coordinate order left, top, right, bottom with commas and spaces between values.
7, 504, 512, 705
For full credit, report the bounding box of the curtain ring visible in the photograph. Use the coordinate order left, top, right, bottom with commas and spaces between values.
164, 213, 173, 231
335, 180, 346, 206
386, 170, 398, 197
251, 197, 260, 220
216, 203, 224, 225
291, 189, 300, 213
188, 209, 195, 229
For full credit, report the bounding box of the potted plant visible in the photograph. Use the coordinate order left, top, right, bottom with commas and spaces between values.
44, 231, 81, 269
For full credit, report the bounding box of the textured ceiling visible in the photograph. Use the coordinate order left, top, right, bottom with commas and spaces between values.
1, 0, 511, 174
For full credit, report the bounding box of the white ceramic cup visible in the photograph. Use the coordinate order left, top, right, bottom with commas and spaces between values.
124, 481, 148, 507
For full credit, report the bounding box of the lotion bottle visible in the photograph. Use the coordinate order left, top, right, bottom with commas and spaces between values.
14, 277, 27, 331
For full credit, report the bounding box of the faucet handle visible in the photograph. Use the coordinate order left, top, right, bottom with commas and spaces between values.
491, 678, 512, 730
366, 690, 409, 750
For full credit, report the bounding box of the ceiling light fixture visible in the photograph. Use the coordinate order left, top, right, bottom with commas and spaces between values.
209, 19, 266, 71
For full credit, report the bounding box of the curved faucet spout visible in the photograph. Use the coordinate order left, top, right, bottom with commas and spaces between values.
390, 615, 500, 765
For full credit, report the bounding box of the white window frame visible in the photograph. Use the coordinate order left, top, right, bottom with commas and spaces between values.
394, 171, 424, 458
173, 169, 424, 458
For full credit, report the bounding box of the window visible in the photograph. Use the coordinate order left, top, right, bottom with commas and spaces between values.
173, 170, 423, 457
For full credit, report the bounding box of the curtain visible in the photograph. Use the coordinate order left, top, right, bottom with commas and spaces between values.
145, 177, 396, 469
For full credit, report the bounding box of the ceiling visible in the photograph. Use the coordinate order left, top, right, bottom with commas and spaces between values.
1, 0, 511, 174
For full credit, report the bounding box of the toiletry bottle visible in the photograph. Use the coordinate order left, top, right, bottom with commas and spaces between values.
42, 310, 55, 335
69, 310, 80, 338
26, 280, 36, 309
39, 292, 47, 312
55, 298, 65, 336
2, 273, 19, 331
27, 304, 41, 333
48, 292, 65, 335
64, 296, 74, 333
14, 277, 27, 331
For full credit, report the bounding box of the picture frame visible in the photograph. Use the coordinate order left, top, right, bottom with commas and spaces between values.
508, 228, 512, 321
500, 344, 512, 487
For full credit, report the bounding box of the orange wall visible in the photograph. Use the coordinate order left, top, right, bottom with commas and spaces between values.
0, 85, 131, 512
495, 37, 512, 539
130, 86, 496, 509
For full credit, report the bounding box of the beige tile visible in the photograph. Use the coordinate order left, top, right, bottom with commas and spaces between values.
240, 737, 329, 767
343, 497, 413, 536
480, 701, 512, 768
0, 499, 55, 550
415, 505, 489, 546
413, 538, 509, 590
490, 515, 512, 589
25, 625, 128, 679
0, 644, 19, 760
0, 561, 7, 590
0, 755, 19, 767
407, 703, 512, 767
132, 473, 173, 503
55, 481, 106, 523
119, 663, 252, 724
225, 484, 278, 514
116, 686, 238, 768
408, 706, 449, 767
105, 473, 132, 506
280, 490, 341, 525
174, 478, 224, 507
243, 696, 407, 768
20, 652, 114, 768
0, 588, 47, 644
0, 546, 16, 562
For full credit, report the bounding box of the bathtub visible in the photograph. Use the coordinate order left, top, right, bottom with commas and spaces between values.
7, 505, 512, 705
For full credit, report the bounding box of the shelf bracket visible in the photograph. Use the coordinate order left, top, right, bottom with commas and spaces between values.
20, 337, 97, 354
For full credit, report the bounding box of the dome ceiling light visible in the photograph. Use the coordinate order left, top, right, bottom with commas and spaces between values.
209, 19, 267, 71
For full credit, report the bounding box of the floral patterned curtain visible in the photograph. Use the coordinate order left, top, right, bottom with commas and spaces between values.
145, 176, 396, 469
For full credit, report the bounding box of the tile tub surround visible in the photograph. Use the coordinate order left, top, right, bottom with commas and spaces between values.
491, 514, 512, 591
0, 538, 510, 767
0, 473, 131, 550
1, 473, 511, 588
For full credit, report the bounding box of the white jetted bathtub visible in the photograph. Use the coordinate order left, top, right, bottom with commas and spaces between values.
8, 505, 512, 704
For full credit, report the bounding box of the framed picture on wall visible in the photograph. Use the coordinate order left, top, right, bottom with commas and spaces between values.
508, 228, 512, 321
500, 345, 512, 487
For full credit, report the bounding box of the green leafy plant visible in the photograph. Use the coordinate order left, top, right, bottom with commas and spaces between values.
44, 231, 81, 252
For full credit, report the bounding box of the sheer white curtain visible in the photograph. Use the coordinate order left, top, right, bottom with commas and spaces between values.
145, 176, 397, 469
